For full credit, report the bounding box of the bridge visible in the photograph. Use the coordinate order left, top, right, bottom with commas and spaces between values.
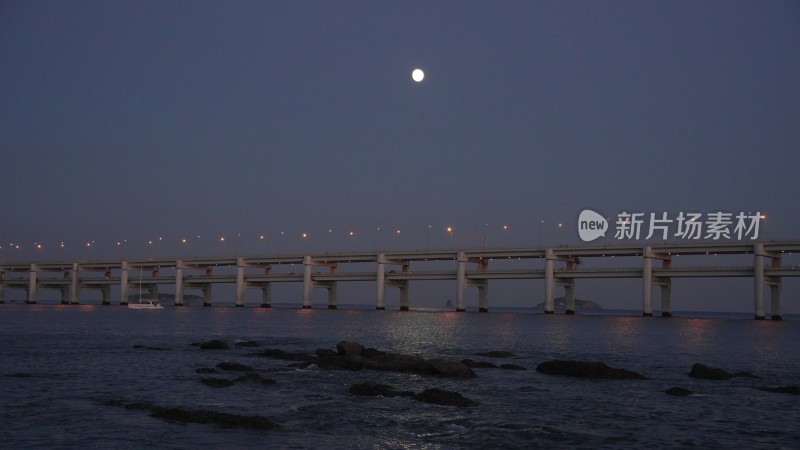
1, 241, 798, 319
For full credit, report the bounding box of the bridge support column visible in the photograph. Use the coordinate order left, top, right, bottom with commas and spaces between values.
327, 283, 337, 309
643, 249, 654, 316
70, 263, 80, 305
660, 281, 672, 317
456, 251, 467, 312
202, 284, 212, 306
261, 266, 272, 307
477, 281, 489, 312
302, 256, 313, 309
27, 264, 37, 304
562, 279, 576, 314
544, 249, 555, 314
120, 262, 129, 305
376, 254, 386, 310
101, 286, 111, 305
397, 281, 409, 311
175, 260, 185, 306
261, 284, 272, 308
755, 243, 783, 320
236, 257, 246, 307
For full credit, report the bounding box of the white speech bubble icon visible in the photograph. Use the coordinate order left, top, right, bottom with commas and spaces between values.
578, 209, 608, 242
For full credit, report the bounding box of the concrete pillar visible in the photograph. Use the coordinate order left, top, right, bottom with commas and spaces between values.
399, 282, 409, 311
261, 284, 272, 308
770, 280, 782, 320
544, 249, 555, 314
101, 286, 111, 305
376, 254, 386, 310
70, 262, 80, 305
120, 262, 129, 305
202, 284, 212, 306
456, 251, 466, 312
235, 257, 246, 307
175, 260, 185, 306
302, 255, 312, 309
564, 279, 576, 314
754, 243, 766, 320
660, 281, 672, 317
643, 247, 654, 317
478, 282, 489, 312
327, 284, 337, 309
27, 264, 37, 304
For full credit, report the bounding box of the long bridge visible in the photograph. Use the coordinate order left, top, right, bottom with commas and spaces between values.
1, 241, 798, 319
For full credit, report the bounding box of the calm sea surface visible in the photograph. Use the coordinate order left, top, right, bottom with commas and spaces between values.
1, 304, 798, 449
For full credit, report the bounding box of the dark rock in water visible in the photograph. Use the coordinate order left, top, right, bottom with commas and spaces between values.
688, 363, 728, 380
536, 360, 647, 380
349, 382, 414, 398
148, 406, 279, 430
199, 340, 230, 350
196, 367, 217, 374
216, 361, 254, 372
759, 386, 800, 395
336, 341, 364, 355
234, 340, 259, 348
201, 377, 235, 388
233, 373, 276, 385
499, 363, 527, 371
133, 345, 169, 351
665, 387, 694, 396
428, 358, 477, 378
461, 359, 499, 369
315, 348, 338, 358
103, 400, 279, 430
688, 363, 757, 380
362, 347, 387, 359
259, 348, 311, 361
475, 351, 516, 358
414, 388, 477, 407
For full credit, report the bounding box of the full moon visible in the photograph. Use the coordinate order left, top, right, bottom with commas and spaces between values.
412, 68, 425, 82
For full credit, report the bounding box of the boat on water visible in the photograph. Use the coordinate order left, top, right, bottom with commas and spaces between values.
128, 299, 163, 310
128, 265, 163, 309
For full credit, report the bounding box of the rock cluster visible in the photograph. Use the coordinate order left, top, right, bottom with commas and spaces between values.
102, 400, 279, 430
349, 382, 477, 407
257, 341, 476, 378
536, 359, 647, 380
688, 363, 759, 380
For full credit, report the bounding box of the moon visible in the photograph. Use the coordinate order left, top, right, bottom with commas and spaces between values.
412, 68, 425, 82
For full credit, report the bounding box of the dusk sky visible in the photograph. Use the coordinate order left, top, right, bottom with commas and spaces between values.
2, 1, 798, 311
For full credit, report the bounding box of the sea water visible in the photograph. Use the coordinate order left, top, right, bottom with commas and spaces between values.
0, 304, 798, 449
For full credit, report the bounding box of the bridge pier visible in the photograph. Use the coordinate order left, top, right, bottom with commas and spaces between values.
27, 264, 38, 304
236, 258, 246, 307
456, 252, 467, 311
175, 260, 185, 306
644, 247, 672, 317
754, 243, 782, 320
120, 262, 129, 305
202, 284, 212, 306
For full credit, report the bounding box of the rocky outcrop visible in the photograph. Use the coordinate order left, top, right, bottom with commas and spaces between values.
349, 382, 477, 407
414, 388, 477, 407
536, 360, 646, 380
201, 377, 235, 388
665, 387, 694, 396
259, 341, 476, 378
688, 363, 759, 380
102, 400, 280, 430
196, 340, 230, 350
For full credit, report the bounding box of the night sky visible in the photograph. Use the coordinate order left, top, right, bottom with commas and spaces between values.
2, 1, 798, 311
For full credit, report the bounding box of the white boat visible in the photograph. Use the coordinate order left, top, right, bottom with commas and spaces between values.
128, 299, 163, 310
128, 265, 163, 310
